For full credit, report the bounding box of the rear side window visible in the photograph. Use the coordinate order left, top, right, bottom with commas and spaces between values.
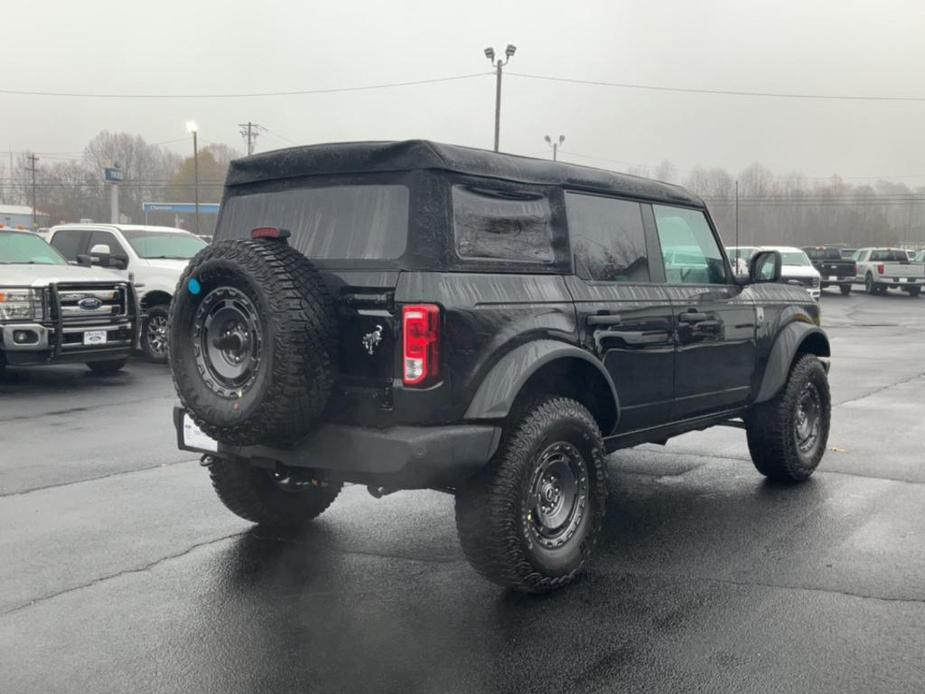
565, 192, 649, 282
870, 250, 907, 262
452, 186, 553, 264
49, 230, 87, 261
219, 185, 409, 260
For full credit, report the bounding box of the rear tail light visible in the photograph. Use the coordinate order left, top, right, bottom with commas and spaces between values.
251, 226, 291, 241
877, 263, 885, 274
402, 304, 440, 387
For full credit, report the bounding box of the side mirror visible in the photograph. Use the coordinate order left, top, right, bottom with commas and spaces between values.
76, 254, 92, 267
749, 250, 782, 284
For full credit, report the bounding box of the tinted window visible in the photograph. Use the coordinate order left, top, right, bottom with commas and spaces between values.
870, 249, 908, 262
50, 229, 87, 261
653, 205, 728, 285
566, 192, 648, 282
804, 248, 842, 260
453, 186, 553, 263
219, 185, 409, 260
89, 231, 128, 258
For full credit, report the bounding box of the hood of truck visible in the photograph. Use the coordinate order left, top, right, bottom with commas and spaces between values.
141, 258, 190, 273
780, 265, 820, 279
1, 263, 124, 287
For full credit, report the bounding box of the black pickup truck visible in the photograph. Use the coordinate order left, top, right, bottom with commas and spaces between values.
804, 246, 857, 295
169, 141, 832, 593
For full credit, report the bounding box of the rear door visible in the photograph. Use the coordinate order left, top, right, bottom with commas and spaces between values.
651, 204, 757, 419
564, 192, 675, 433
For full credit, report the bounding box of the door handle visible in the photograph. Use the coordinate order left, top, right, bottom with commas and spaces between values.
587, 314, 623, 326
678, 311, 710, 323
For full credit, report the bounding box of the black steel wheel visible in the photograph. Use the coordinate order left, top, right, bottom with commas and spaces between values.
839, 284, 851, 296
745, 354, 830, 483
141, 305, 170, 363
168, 239, 338, 446
455, 396, 608, 593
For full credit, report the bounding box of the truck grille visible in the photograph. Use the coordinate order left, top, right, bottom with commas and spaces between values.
47, 282, 135, 351
785, 277, 820, 289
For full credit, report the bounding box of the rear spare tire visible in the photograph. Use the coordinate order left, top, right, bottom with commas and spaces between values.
168, 239, 338, 446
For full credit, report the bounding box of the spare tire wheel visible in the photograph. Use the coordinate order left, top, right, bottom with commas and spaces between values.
168, 239, 338, 446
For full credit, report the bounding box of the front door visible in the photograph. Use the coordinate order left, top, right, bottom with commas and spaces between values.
651, 204, 757, 419
565, 192, 675, 433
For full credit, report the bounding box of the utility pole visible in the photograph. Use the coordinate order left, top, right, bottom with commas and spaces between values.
484, 44, 517, 152
186, 121, 200, 235
26, 154, 39, 229
544, 134, 565, 161
734, 179, 740, 267
238, 121, 261, 155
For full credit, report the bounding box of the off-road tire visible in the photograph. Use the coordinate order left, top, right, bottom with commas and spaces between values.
745, 354, 830, 483
839, 284, 851, 296
86, 358, 127, 375
208, 457, 342, 527
454, 397, 608, 593
168, 239, 338, 446
141, 305, 170, 363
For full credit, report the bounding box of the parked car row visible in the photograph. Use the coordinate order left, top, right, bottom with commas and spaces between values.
0, 224, 204, 373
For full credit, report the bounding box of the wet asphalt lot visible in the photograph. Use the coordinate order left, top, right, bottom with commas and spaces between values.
1, 290, 924, 694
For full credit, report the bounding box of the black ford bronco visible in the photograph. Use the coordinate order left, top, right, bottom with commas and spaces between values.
169, 141, 831, 593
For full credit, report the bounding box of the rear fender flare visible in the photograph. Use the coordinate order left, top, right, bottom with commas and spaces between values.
755, 322, 830, 403
464, 340, 620, 433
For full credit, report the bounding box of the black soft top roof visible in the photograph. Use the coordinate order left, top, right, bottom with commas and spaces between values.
225, 140, 702, 207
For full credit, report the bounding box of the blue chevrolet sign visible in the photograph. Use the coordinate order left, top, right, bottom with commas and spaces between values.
104, 167, 123, 182
142, 202, 220, 214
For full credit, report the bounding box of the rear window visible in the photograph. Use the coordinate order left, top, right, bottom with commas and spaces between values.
870, 249, 908, 262
804, 248, 842, 260
218, 185, 409, 260
453, 186, 554, 264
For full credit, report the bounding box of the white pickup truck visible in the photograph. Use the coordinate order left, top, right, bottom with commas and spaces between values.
48, 224, 206, 362
853, 247, 925, 296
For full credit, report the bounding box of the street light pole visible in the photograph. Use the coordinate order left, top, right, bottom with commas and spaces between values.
186, 121, 200, 235
544, 134, 565, 161
484, 44, 517, 152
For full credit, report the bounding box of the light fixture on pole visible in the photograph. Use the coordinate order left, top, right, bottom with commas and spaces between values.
544, 134, 565, 161
186, 121, 200, 235
484, 43, 517, 152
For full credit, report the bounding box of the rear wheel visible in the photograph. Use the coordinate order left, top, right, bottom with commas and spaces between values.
745, 354, 830, 483
865, 273, 876, 294
455, 397, 608, 593
86, 358, 127, 375
141, 305, 170, 363
207, 456, 342, 527
839, 284, 851, 296
907, 286, 921, 297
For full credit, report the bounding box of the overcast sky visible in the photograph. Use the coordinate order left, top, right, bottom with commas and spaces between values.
4, 0, 925, 183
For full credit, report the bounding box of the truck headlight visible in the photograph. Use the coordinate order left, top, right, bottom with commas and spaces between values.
0, 288, 40, 321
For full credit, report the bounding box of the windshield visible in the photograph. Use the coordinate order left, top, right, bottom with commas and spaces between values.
0, 232, 68, 265
727, 246, 755, 259
779, 251, 811, 266
121, 230, 206, 259
218, 184, 409, 261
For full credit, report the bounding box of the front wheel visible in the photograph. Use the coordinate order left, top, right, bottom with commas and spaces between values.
745, 354, 831, 483
840, 284, 851, 296
454, 397, 608, 593
208, 457, 342, 527
141, 305, 170, 363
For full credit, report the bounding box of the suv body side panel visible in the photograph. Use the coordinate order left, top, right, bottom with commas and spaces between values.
463, 339, 619, 427
396, 271, 578, 424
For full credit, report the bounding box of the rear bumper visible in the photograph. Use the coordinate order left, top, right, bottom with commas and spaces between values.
819, 278, 853, 287
873, 279, 925, 287
173, 407, 502, 488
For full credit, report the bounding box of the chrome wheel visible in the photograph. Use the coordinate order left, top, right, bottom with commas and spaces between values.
192, 286, 263, 398
527, 442, 589, 550
794, 381, 822, 455
144, 313, 169, 357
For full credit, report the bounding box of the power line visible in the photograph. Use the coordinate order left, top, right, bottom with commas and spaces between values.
0, 72, 491, 99
506, 72, 925, 103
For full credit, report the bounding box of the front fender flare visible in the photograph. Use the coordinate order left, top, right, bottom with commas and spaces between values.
463, 340, 620, 428
755, 322, 830, 403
